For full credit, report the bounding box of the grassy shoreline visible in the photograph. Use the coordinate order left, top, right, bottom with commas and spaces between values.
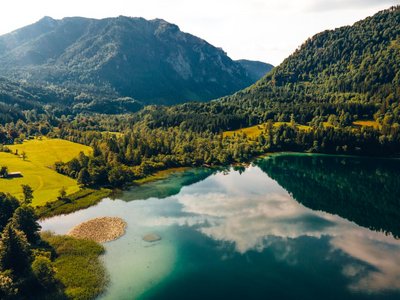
35, 150, 399, 220
42, 232, 108, 300
36, 188, 112, 219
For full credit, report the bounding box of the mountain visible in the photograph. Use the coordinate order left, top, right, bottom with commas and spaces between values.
236, 60, 273, 81
139, 6, 400, 132
0, 16, 269, 106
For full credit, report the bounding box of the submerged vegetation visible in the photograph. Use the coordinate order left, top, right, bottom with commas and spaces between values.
42, 232, 107, 300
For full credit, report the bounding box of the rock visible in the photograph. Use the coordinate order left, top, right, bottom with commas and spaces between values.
67, 217, 126, 243
142, 233, 161, 242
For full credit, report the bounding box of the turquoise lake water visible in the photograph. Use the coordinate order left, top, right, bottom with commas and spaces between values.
40, 154, 400, 300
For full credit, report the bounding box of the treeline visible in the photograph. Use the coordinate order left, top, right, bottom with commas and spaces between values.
53, 119, 400, 190
0, 192, 63, 299
0, 120, 53, 144
55, 124, 260, 188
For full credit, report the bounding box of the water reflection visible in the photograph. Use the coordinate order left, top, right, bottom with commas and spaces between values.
40, 154, 400, 298
143, 158, 400, 294
120, 168, 215, 201
257, 154, 400, 237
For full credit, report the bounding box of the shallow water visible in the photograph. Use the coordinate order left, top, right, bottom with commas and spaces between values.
40, 154, 400, 300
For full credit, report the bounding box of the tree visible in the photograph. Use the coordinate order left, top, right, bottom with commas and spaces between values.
31, 256, 56, 290
58, 187, 67, 200
108, 166, 132, 187
11, 206, 41, 245
21, 151, 27, 161
0, 166, 8, 178
21, 185, 34, 205
0, 223, 32, 276
77, 168, 91, 186
0, 193, 19, 233
0, 271, 18, 298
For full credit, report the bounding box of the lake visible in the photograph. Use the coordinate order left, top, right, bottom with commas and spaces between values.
40, 154, 400, 300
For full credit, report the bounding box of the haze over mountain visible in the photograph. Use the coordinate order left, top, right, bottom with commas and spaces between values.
0, 16, 270, 107
236, 60, 273, 82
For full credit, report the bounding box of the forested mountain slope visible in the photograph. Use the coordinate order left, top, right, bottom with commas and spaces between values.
0, 16, 266, 105
140, 6, 400, 132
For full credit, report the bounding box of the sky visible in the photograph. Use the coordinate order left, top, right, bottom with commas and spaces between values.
0, 0, 398, 65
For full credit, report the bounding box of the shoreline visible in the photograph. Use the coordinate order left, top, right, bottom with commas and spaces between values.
36, 151, 400, 220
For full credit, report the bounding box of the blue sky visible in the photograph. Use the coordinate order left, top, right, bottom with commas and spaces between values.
0, 0, 398, 65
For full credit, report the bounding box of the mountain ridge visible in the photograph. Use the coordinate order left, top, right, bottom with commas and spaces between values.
0, 16, 271, 106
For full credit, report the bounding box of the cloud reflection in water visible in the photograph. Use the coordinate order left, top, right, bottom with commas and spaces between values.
147, 166, 400, 294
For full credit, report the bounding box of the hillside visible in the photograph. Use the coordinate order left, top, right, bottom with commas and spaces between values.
0, 16, 269, 106
140, 6, 400, 132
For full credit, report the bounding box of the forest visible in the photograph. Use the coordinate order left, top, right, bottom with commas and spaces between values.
0, 5, 399, 300
0, 7, 398, 192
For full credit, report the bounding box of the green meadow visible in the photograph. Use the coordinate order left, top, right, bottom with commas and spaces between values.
223, 120, 379, 140
223, 122, 312, 139
0, 138, 92, 206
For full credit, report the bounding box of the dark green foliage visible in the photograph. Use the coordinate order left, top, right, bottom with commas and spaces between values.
11, 206, 41, 245
0, 195, 57, 298
0, 166, 8, 178
0, 193, 19, 232
0, 192, 107, 299
0, 271, 18, 299
31, 256, 57, 290
0, 223, 32, 277
77, 168, 91, 186
21, 185, 34, 205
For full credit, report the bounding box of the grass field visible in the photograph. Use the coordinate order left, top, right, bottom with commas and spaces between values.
223, 120, 381, 140
353, 120, 380, 129
0, 138, 91, 206
223, 122, 312, 139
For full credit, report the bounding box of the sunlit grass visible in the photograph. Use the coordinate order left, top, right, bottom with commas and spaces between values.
42, 232, 108, 300
0, 138, 91, 205
223, 122, 312, 139
353, 120, 380, 129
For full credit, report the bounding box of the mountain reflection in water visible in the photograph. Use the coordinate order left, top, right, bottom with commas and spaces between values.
40, 154, 400, 299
